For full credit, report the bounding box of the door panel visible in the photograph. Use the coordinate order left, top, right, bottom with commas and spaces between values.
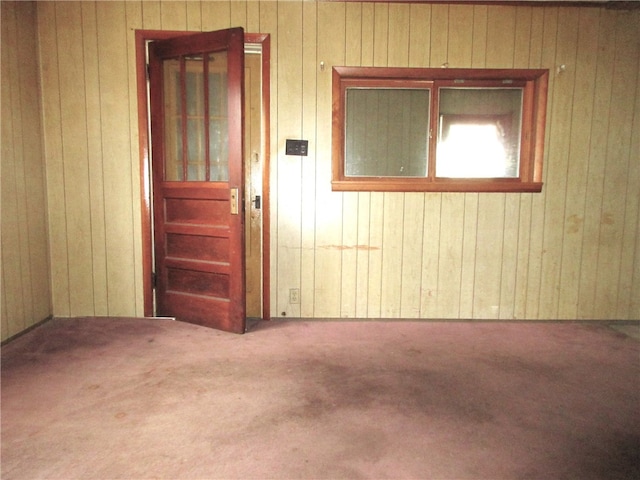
149, 27, 245, 333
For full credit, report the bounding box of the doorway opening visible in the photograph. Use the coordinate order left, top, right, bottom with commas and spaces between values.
135, 30, 270, 331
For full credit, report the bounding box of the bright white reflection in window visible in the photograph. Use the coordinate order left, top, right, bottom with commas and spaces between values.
437, 123, 510, 178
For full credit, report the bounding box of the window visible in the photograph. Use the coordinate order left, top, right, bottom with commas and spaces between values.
332, 67, 548, 192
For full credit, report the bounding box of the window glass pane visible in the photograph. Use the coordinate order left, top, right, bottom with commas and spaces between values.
209, 118, 228, 181
163, 58, 182, 181
345, 88, 430, 177
187, 117, 205, 180
436, 88, 522, 178
208, 51, 229, 181
185, 58, 205, 181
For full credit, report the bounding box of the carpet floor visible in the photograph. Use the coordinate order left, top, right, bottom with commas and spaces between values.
1, 317, 639, 479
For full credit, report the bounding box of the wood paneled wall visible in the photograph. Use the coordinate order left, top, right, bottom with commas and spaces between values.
33, 1, 639, 325
1, 2, 52, 341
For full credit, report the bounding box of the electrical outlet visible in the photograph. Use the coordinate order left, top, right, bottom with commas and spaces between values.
289, 288, 300, 304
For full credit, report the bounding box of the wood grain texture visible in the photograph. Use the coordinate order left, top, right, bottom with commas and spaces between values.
276, 1, 303, 317
96, 1, 137, 316
19, 0, 639, 332
39, 2, 70, 317
1, 2, 51, 341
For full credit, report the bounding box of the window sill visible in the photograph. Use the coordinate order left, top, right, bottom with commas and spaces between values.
331, 179, 543, 193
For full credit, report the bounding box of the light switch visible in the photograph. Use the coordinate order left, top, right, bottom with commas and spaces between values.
286, 139, 308, 156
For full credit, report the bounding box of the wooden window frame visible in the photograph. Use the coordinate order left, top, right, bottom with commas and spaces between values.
332, 67, 549, 193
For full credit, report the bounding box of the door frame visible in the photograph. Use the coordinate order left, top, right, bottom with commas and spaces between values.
135, 29, 271, 322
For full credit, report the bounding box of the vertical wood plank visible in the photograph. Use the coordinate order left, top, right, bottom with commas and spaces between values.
81, 1, 108, 316
402, 3, 430, 318
473, 196, 505, 319
512, 7, 533, 319
202, 1, 231, 31
429, 4, 448, 67
142, 1, 161, 30
576, 10, 615, 318
96, 1, 136, 316
354, 196, 371, 318
459, 194, 478, 318
56, 2, 95, 316
388, 4, 409, 67
230, 1, 247, 30
361, 2, 374, 65
340, 197, 358, 307
354, 3, 374, 317
380, 3, 410, 317
615, 12, 640, 319
437, 5, 471, 318
315, 1, 345, 317
38, 1, 71, 317
16, 1, 51, 324
471, 5, 487, 68
339, 3, 362, 318
372, 3, 389, 66
345, 2, 362, 65
246, 1, 260, 33
495, 7, 520, 320
186, 2, 202, 31
365, 3, 389, 318
421, 193, 441, 318
340, 3, 365, 317
399, 193, 424, 318
448, 5, 473, 67
538, 7, 578, 319
367, 192, 384, 318
301, 1, 317, 317
408, 4, 430, 68
341, 199, 360, 317
160, 1, 187, 30
1, 2, 25, 335
473, 6, 515, 318
421, 5, 448, 317
629, 51, 640, 319
125, 2, 144, 316
380, 192, 405, 317
557, 9, 600, 319
528, 8, 544, 67
594, 10, 639, 319
459, 5, 486, 318
437, 194, 465, 318
526, 7, 558, 318
499, 194, 519, 320
513, 7, 532, 68
276, 1, 303, 317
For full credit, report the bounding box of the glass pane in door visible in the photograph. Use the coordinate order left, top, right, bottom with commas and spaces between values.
208, 51, 228, 182
185, 62, 205, 181
163, 58, 182, 181
162, 51, 229, 182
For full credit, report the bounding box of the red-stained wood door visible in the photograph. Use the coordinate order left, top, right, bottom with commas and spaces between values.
149, 28, 245, 333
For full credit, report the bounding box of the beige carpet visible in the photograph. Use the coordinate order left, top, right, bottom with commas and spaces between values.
2, 317, 639, 479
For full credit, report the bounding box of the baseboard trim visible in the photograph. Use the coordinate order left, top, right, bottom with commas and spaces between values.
1, 315, 54, 346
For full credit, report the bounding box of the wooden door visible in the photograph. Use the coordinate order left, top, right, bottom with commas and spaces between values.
149, 28, 245, 333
